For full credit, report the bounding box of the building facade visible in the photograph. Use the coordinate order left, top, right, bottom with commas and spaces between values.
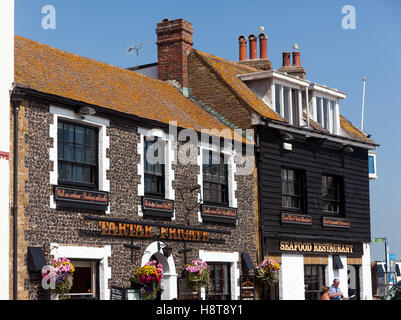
137, 18, 378, 300
9, 36, 259, 300
0, 0, 14, 300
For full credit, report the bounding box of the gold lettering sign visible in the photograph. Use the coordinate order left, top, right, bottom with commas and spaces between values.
281, 213, 312, 225
279, 241, 354, 254
142, 197, 174, 212
322, 217, 351, 228
202, 205, 237, 218
55, 186, 108, 204
97, 221, 209, 242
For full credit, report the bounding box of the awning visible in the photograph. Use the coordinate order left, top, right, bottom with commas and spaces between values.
332, 255, 344, 270
27, 246, 47, 272
241, 252, 255, 272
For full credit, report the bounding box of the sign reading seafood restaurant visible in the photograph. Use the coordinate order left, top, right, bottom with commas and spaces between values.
265, 238, 363, 256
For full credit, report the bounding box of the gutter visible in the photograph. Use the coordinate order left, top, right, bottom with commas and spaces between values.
264, 118, 379, 150
11, 89, 25, 300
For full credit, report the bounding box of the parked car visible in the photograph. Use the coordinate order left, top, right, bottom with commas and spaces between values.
383, 281, 401, 300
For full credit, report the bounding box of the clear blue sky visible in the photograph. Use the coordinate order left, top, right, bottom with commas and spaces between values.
15, 0, 401, 261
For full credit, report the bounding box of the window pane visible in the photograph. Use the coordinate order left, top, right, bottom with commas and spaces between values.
59, 162, 72, 181
75, 125, 85, 145
275, 84, 281, 114
83, 166, 94, 184
283, 86, 290, 121
323, 98, 329, 130
57, 140, 63, 159
63, 143, 74, 161
85, 147, 96, 164
64, 124, 74, 142
75, 145, 85, 163
58, 122, 63, 141
73, 165, 83, 183
316, 97, 322, 124
85, 128, 96, 146
292, 89, 299, 126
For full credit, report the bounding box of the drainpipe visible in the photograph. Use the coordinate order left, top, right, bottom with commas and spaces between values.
254, 125, 264, 263
11, 89, 24, 300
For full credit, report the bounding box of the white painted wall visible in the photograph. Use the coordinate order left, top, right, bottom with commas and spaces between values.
360, 243, 373, 300
0, 0, 14, 300
279, 254, 305, 300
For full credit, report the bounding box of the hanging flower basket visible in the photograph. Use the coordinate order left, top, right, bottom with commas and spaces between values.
184, 259, 210, 291
42, 258, 75, 300
131, 260, 164, 300
255, 259, 280, 286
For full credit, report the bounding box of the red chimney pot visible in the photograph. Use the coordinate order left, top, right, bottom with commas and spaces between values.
248, 34, 257, 60
258, 33, 268, 59
238, 35, 247, 61
282, 52, 291, 67
292, 51, 301, 66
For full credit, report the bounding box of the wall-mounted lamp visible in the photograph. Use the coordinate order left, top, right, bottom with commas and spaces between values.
281, 133, 294, 141
343, 146, 354, 153
158, 242, 173, 258
78, 106, 96, 118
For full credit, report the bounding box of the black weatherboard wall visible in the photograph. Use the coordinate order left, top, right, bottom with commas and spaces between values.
258, 127, 371, 248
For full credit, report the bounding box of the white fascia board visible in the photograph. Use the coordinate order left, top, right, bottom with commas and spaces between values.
310, 83, 347, 99
238, 70, 310, 87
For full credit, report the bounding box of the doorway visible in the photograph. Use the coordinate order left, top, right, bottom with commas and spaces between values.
304, 265, 325, 300
347, 265, 361, 300
141, 241, 177, 300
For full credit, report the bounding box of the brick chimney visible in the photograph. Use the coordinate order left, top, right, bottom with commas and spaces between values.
278, 45, 306, 79
156, 18, 193, 88
237, 32, 272, 71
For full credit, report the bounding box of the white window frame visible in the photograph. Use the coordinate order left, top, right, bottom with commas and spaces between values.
50, 243, 112, 300
368, 151, 377, 179
272, 80, 303, 126
198, 250, 240, 300
197, 143, 237, 223
137, 127, 175, 219
312, 93, 340, 134
49, 106, 110, 212
64, 260, 98, 298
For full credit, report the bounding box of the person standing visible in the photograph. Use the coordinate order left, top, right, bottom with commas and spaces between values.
329, 279, 344, 300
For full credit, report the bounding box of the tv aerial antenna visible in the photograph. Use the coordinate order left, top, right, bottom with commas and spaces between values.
127, 41, 147, 66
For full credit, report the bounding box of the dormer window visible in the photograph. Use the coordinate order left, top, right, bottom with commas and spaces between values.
315, 96, 337, 133
274, 82, 302, 126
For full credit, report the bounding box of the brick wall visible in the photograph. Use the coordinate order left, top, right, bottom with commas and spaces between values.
156, 19, 193, 88
188, 52, 253, 130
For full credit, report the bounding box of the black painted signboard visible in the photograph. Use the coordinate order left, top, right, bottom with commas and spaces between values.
201, 204, 237, 225
110, 287, 126, 300
54, 186, 109, 211
142, 197, 174, 218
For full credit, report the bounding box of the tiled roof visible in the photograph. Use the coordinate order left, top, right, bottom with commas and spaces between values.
193, 49, 375, 145
193, 50, 285, 122
340, 115, 375, 144
14, 36, 248, 143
